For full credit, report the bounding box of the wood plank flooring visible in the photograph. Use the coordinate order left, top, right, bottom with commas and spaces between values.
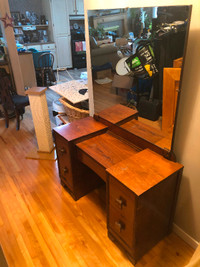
0, 109, 194, 266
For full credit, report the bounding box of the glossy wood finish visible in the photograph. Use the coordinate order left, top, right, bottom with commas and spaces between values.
0, 111, 194, 266
76, 132, 139, 181
54, 116, 107, 142
121, 119, 171, 151
54, 131, 103, 200
53, 116, 108, 199
95, 104, 173, 159
173, 57, 183, 68
53, 105, 184, 264
107, 149, 183, 196
107, 151, 183, 263
95, 104, 138, 125
162, 68, 181, 132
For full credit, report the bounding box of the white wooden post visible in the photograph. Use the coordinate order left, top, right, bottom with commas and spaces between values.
26, 87, 54, 154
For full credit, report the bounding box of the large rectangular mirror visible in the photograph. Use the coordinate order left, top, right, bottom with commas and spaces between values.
87, 5, 192, 151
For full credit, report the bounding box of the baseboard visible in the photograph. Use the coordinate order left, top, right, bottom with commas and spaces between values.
173, 223, 199, 249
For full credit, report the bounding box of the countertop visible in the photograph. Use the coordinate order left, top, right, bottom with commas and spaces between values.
23, 42, 55, 46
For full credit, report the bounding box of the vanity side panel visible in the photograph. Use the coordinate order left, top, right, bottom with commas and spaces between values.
135, 171, 181, 261
53, 120, 105, 200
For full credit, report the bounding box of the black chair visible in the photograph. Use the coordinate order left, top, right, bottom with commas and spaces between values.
0, 73, 29, 130
36, 52, 56, 86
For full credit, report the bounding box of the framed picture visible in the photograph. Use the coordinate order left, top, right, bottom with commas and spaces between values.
11, 12, 21, 25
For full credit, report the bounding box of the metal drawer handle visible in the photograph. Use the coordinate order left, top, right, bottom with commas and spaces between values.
63, 167, 69, 173
59, 148, 66, 154
115, 197, 126, 209
115, 221, 124, 233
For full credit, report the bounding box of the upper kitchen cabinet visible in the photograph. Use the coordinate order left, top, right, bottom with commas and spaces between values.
68, 0, 84, 15
50, 0, 72, 68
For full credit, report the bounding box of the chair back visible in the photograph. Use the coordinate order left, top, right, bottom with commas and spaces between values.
0, 75, 14, 110
38, 52, 54, 69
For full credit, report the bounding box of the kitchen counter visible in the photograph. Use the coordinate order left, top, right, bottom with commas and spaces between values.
23, 41, 55, 46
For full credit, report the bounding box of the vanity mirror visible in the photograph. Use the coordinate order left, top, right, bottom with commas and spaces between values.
87, 5, 192, 152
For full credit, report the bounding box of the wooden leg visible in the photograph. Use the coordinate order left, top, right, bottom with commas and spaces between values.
2, 106, 9, 128
15, 109, 20, 130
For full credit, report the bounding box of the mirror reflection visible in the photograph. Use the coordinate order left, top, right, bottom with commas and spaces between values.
87, 6, 191, 151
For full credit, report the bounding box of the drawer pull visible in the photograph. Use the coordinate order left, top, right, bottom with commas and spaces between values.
59, 148, 66, 154
63, 167, 69, 173
115, 221, 124, 232
115, 197, 126, 209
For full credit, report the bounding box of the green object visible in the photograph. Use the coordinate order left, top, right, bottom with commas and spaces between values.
125, 43, 158, 79
131, 57, 141, 68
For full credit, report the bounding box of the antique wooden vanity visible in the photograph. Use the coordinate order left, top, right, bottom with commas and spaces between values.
53, 104, 183, 264
52, 5, 193, 263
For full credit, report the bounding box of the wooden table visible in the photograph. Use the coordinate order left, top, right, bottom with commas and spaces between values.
53, 104, 183, 264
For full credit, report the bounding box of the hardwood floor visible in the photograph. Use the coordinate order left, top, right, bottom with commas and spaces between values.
0, 111, 194, 266
93, 81, 126, 114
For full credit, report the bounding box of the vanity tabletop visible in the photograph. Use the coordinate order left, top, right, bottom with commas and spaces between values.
107, 148, 183, 196
96, 104, 138, 125
76, 131, 140, 169
53, 116, 107, 142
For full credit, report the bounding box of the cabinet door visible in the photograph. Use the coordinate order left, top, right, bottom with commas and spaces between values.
68, 0, 84, 15
68, 0, 75, 15
51, 50, 57, 70
48, 49, 57, 70
51, 0, 70, 35
51, 0, 72, 68
76, 0, 84, 15
56, 36, 72, 68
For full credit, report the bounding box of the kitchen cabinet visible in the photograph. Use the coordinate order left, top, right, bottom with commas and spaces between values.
68, 0, 84, 15
50, 0, 72, 68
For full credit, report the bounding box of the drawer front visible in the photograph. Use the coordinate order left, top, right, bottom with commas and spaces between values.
42, 43, 55, 50
109, 175, 135, 220
55, 135, 73, 187
26, 44, 42, 51
109, 206, 134, 248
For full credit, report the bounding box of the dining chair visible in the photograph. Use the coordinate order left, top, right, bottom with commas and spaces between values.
37, 52, 56, 86
0, 73, 29, 130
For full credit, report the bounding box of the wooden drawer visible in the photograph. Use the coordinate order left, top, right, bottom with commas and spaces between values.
108, 206, 134, 248
54, 134, 73, 187
109, 175, 135, 220
25, 44, 42, 51
42, 43, 56, 50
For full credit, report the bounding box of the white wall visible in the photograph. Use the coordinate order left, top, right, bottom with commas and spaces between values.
84, 0, 200, 247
